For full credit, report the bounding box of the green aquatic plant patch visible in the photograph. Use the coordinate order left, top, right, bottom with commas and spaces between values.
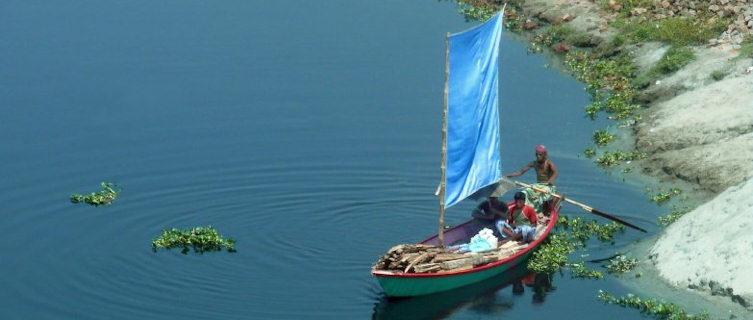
595, 150, 647, 167
584, 147, 596, 158
528, 217, 625, 274
658, 205, 690, 226
598, 290, 710, 320
528, 234, 575, 274
530, 24, 592, 51
647, 187, 682, 205
70, 182, 119, 206
456, 0, 498, 22
566, 51, 639, 121
593, 129, 615, 146
449, 0, 528, 31
604, 255, 637, 274
558, 216, 625, 243
568, 262, 603, 279
152, 226, 236, 254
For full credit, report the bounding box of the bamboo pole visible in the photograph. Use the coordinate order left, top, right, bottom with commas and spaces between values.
438, 32, 450, 248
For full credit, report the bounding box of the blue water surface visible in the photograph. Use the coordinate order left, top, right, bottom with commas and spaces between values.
0, 1, 664, 319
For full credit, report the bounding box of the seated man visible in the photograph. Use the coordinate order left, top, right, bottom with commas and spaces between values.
497, 191, 538, 243
471, 196, 509, 222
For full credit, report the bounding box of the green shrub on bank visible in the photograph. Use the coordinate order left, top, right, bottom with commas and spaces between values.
710, 69, 726, 81
737, 34, 752, 60
655, 46, 694, 74
70, 182, 119, 206
152, 226, 236, 254
635, 46, 695, 88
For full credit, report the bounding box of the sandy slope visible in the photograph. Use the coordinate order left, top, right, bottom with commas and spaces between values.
649, 179, 753, 308
516, 0, 753, 311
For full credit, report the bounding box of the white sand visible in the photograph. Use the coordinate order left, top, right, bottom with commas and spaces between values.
650, 179, 753, 305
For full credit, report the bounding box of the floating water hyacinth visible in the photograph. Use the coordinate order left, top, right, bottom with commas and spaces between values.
528, 217, 625, 274
605, 255, 638, 274
70, 182, 119, 206
658, 205, 690, 226
568, 262, 603, 279
152, 226, 236, 254
597, 290, 710, 320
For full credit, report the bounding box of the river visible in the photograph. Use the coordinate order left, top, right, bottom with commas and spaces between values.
0, 0, 667, 319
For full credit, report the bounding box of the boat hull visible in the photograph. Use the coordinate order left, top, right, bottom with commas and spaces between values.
372, 207, 558, 297
374, 250, 532, 297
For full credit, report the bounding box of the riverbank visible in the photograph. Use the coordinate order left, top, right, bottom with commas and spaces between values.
491, 0, 752, 314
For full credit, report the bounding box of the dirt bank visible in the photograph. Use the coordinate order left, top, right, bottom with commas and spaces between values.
511, 0, 753, 312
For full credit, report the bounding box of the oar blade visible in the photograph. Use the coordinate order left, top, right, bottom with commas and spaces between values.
590, 208, 648, 233
510, 179, 647, 233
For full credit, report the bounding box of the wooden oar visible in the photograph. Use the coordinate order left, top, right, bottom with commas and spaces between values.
509, 179, 647, 233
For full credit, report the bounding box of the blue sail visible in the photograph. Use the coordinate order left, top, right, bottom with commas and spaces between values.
444, 12, 503, 209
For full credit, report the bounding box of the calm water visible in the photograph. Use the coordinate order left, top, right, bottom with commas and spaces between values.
1, 1, 666, 319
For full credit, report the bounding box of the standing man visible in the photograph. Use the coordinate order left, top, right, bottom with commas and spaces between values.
505, 144, 558, 213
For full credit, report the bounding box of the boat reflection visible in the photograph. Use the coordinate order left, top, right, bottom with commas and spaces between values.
372, 263, 556, 320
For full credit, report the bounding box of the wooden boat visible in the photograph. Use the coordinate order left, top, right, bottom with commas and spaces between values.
371, 9, 565, 297
371, 6, 646, 298
372, 199, 560, 297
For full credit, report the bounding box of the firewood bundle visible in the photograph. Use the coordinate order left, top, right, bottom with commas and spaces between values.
372, 241, 529, 274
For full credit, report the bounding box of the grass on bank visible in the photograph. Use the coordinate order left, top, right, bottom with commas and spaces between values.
634, 46, 695, 88
737, 34, 753, 60
615, 16, 730, 47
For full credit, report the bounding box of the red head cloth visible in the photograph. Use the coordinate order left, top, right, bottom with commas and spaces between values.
535, 144, 547, 155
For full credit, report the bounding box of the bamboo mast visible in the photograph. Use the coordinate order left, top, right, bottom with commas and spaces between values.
438, 32, 450, 248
